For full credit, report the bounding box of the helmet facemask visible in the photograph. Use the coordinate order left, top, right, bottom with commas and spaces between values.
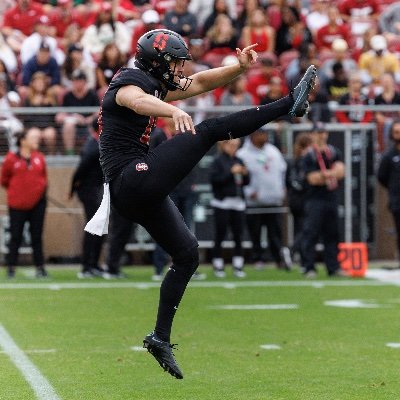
156, 53, 192, 91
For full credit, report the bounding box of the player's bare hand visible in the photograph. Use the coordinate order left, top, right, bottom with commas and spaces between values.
172, 109, 196, 134
236, 44, 258, 70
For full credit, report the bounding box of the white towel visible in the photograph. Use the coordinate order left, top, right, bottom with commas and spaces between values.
84, 183, 110, 236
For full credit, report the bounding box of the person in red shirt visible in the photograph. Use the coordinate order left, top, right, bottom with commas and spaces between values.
2, 0, 44, 37
316, 6, 350, 52
1, 127, 48, 278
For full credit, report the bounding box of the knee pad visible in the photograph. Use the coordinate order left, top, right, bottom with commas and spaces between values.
171, 242, 199, 279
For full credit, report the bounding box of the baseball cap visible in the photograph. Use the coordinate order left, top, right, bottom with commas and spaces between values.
370, 35, 387, 51
142, 9, 160, 24
39, 41, 51, 51
312, 121, 326, 132
71, 69, 87, 80
68, 43, 83, 53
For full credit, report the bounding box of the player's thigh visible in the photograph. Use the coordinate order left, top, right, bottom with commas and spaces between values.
138, 197, 198, 257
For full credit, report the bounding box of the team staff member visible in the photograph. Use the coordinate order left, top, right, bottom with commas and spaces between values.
301, 122, 345, 278
1, 128, 48, 278
70, 119, 105, 278
377, 120, 400, 270
85, 29, 316, 379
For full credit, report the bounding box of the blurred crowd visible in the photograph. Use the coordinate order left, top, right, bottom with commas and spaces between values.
1, 0, 400, 154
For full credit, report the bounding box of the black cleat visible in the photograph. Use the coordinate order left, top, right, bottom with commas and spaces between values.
288, 65, 317, 117
143, 331, 183, 379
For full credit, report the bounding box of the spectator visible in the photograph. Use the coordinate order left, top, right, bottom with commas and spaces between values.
285, 43, 320, 85
0, 73, 23, 152
305, 0, 329, 36
374, 73, 400, 151
202, 0, 232, 36
80, 2, 131, 60
0, 60, 17, 93
0, 128, 48, 279
275, 5, 312, 56
206, 14, 239, 53
55, 69, 100, 155
70, 119, 105, 278
315, 5, 350, 53
324, 61, 349, 102
307, 79, 332, 123
358, 35, 400, 86
187, 37, 211, 70
285, 132, 313, 265
377, 119, 400, 270
318, 38, 358, 88
379, 2, 400, 39
220, 75, 253, 107
260, 76, 290, 123
237, 129, 292, 270
20, 15, 65, 66
210, 138, 250, 278
1, 0, 44, 53
301, 121, 345, 278
336, 71, 374, 124
246, 57, 287, 105
190, 0, 236, 31
62, 43, 96, 90
0, 32, 18, 75
22, 71, 57, 154
130, 9, 162, 56
163, 0, 197, 38
338, 0, 379, 38
96, 43, 126, 95
240, 8, 275, 54
20, 41, 62, 101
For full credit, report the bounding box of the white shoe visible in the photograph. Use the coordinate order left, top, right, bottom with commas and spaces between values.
233, 269, 246, 278
214, 270, 226, 278
152, 274, 163, 281
304, 270, 317, 279
191, 271, 207, 280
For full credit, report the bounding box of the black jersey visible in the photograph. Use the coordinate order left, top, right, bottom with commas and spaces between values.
99, 67, 166, 182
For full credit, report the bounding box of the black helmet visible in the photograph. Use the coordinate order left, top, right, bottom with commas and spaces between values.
136, 29, 192, 91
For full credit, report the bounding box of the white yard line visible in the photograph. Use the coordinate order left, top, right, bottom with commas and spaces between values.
0, 324, 61, 400
0, 280, 392, 290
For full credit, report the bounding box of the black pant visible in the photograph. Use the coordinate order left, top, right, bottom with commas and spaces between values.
291, 207, 305, 263
246, 208, 283, 264
213, 208, 245, 258
7, 197, 46, 268
301, 199, 340, 275
78, 187, 104, 271
109, 98, 291, 341
106, 209, 134, 274
392, 209, 400, 265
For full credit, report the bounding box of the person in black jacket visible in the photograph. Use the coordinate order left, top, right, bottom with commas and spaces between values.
70, 119, 105, 278
377, 119, 400, 270
285, 132, 313, 266
210, 138, 250, 278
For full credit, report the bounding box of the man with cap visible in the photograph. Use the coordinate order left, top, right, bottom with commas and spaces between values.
301, 121, 345, 278
358, 34, 400, 86
55, 69, 99, 155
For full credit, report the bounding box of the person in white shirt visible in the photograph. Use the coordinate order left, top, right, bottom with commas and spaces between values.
237, 129, 292, 270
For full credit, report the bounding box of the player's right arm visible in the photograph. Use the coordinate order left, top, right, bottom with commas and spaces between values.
116, 85, 196, 134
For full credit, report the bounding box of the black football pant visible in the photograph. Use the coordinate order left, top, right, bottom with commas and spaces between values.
7, 197, 46, 269
110, 96, 292, 342
78, 187, 104, 272
301, 199, 340, 275
212, 208, 245, 258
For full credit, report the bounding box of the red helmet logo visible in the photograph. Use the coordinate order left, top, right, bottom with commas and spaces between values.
153, 33, 169, 51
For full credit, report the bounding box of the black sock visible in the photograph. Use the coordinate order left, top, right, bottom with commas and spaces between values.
154, 267, 190, 342
198, 96, 293, 142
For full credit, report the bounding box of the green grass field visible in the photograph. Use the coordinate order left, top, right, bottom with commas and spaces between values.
0, 264, 399, 400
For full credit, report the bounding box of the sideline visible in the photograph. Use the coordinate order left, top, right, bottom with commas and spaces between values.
0, 280, 393, 290
0, 324, 61, 400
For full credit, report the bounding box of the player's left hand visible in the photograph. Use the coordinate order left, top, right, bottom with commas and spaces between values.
236, 44, 258, 70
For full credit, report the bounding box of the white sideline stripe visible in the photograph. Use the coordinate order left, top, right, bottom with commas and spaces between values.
0, 349, 56, 354
324, 299, 382, 308
210, 304, 299, 310
0, 280, 391, 290
0, 325, 61, 400
365, 269, 400, 286
386, 343, 400, 349
260, 344, 282, 350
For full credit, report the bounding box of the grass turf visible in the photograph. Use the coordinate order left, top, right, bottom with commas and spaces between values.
0, 264, 399, 399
